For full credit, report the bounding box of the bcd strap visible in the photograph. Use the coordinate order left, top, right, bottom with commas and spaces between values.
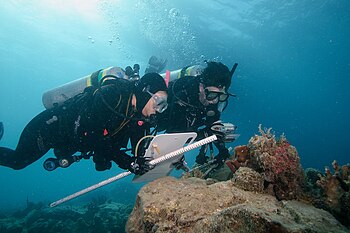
179, 66, 190, 79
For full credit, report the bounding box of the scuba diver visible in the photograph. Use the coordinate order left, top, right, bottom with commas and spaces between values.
0, 72, 168, 175
157, 61, 238, 167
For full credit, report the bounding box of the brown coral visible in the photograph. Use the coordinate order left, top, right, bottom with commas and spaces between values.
225, 145, 250, 173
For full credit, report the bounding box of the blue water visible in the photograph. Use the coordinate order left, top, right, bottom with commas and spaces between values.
0, 0, 349, 210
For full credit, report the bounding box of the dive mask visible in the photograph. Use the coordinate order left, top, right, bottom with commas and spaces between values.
146, 90, 168, 113
204, 89, 235, 102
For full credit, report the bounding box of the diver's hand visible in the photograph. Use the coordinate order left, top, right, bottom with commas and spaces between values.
129, 156, 155, 175
212, 149, 231, 167
195, 155, 209, 165
212, 156, 225, 167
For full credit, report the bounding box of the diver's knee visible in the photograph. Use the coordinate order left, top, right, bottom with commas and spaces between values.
11, 161, 30, 170
9, 159, 34, 170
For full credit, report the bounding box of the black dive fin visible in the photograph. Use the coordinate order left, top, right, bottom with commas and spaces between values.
0, 122, 3, 141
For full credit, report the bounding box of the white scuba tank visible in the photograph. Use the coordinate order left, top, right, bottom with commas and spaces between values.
42, 66, 127, 109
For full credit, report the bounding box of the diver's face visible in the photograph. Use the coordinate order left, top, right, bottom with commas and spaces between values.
142, 91, 168, 117
199, 83, 224, 106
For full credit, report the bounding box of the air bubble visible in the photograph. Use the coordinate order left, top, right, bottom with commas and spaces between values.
169, 8, 179, 17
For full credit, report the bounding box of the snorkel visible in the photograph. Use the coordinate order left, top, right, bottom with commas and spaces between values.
217, 62, 238, 113
230, 63, 238, 84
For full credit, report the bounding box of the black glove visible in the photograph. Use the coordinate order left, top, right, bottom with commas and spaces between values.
172, 155, 190, 172
129, 156, 155, 175
195, 155, 209, 165
212, 149, 230, 167
93, 155, 112, 171
212, 156, 225, 167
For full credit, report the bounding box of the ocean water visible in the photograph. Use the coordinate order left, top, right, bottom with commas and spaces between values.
0, 0, 349, 211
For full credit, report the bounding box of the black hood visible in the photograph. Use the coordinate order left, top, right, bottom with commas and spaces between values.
199, 61, 231, 90
134, 73, 167, 112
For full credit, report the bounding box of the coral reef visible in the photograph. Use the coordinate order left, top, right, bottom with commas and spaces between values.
227, 124, 305, 200
0, 199, 133, 233
182, 125, 349, 228
308, 160, 350, 227
126, 177, 349, 233
317, 161, 349, 205
225, 145, 250, 173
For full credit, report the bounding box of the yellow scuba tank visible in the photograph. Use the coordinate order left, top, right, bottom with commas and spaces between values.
160, 65, 204, 82
42, 64, 204, 109
42, 66, 127, 109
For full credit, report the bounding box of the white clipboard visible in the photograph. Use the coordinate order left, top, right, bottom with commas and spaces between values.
132, 132, 197, 183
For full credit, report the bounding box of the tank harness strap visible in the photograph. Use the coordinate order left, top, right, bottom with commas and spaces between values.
179, 66, 190, 79
110, 93, 134, 137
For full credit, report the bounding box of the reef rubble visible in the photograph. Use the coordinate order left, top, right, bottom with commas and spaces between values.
0, 197, 132, 233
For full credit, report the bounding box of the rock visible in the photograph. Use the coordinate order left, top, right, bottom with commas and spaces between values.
232, 167, 264, 192
126, 177, 349, 233
208, 164, 233, 181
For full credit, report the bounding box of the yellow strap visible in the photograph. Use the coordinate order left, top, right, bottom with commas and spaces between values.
86, 77, 92, 87
111, 94, 133, 137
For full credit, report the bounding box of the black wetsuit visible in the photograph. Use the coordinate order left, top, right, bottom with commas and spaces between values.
157, 76, 230, 163
0, 79, 149, 171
